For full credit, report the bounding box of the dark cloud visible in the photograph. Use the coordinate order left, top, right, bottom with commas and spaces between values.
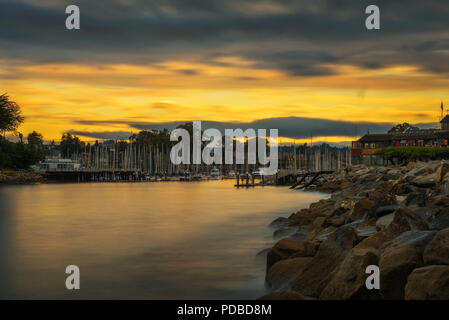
72, 116, 396, 139
68, 130, 133, 140
1, 0, 449, 76
177, 69, 199, 75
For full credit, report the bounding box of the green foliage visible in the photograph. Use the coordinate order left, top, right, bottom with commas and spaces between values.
0, 137, 45, 169
134, 129, 172, 146
27, 131, 44, 147
0, 93, 24, 135
387, 123, 418, 134
60, 133, 85, 158
375, 146, 449, 163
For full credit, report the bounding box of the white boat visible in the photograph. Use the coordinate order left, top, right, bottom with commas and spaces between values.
252, 169, 263, 177
210, 167, 221, 180
226, 170, 236, 178
192, 173, 203, 181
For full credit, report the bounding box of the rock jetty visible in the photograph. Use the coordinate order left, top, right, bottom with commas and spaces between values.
262, 161, 449, 300
0, 170, 44, 184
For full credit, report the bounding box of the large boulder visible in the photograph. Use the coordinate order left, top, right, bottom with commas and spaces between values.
309, 198, 336, 214
408, 161, 440, 177
423, 228, 449, 265
355, 229, 390, 252
440, 173, 449, 196
348, 197, 375, 221
375, 205, 399, 217
385, 207, 428, 236
269, 217, 290, 229
435, 163, 449, 184
392, 182, 417, 195
364, 205, 399, 226
266, 238, 318, 272
266, 257, 313, 289
383, 168, 401, 181
289, 209, 316, 226
323, 215, 346, 228
412, 174, 436, 188
376, 213, 394, 231
273, 226, 298, 239
290, 226, 360, 297
428, 210, 449, 231
405, 192, 426, 207
366, 183, 397, 206
405, 265, 449, 300
290, 229, 310, 241
428, 195, 449, 207
320, 248, 379, 300
379, 230, 436, 299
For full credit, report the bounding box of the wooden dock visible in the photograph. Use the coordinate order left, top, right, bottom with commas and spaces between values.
234, 173, 267, 187
289, 170, 334, 189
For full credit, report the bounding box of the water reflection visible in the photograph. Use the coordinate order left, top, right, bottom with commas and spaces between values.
0, 180, 325, 299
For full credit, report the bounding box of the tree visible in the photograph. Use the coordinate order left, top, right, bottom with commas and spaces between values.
27, 131, 44, 147
0, 138, 45, 169
388, 123, 418, 134
0, 93, 24, 137
60, 133, 85, 158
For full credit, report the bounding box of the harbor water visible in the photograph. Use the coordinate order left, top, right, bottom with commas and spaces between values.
0, 180, 326, 299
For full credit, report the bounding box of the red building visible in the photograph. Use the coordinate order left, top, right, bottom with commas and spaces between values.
352, 112, 449, 165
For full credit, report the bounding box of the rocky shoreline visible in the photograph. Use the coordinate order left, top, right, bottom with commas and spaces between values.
260, 161, 449, 300
0, 170, 45, 185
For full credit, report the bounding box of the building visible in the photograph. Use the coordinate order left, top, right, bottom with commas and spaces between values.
441, 114, 449, 131
32, 158, 81, 172
352, 104, 449, 165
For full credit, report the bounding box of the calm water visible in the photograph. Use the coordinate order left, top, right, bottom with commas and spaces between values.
0, 180, 325, 299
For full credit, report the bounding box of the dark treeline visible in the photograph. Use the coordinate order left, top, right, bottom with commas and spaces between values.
0, 93, 45, 169
0, 131, 46, 169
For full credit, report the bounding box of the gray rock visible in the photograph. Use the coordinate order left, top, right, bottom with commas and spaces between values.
379, 230, 437, 299
386, 206, 429, 236
273, 226, 298, 239
429, 195, 449, 207
412, 174, 436, 188
435, 163, 449, 184
405, 265, 449, 300
441, 182, 449, 196
266, 257, 313, 289
375, 205, 400, 217
429, 210, 449, 231
376, 213, 394, 230
269, 217, 290, 228
356, 226, 377, 238
348, 198, 375, 221
290, 229, 310, 241
266, 238, 319, 272
423, 228, 449, 265
384, 169, 401, 180
320, 248, 380, 300
410, 161, 440, 176
291, 226, 360, 297
405, 192, 426, 207
314, 232, 332, 242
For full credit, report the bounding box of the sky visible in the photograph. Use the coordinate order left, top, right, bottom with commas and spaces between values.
1, 0, 449, 144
